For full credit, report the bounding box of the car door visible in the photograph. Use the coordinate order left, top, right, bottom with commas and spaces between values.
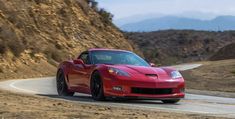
68, 52, 94, 93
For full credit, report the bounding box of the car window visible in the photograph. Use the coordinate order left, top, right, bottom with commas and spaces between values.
91, 51, 150, 66
79, 53, 91, 64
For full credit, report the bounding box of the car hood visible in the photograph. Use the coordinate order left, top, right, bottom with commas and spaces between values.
111, 65, 170, 76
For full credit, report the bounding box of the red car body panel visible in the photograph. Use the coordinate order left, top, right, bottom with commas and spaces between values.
58, 49, 185, 99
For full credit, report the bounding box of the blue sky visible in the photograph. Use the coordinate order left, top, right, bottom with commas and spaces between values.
96, 0, 235, 20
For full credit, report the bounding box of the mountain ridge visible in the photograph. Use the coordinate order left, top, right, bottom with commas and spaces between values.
121, 15, 235, 32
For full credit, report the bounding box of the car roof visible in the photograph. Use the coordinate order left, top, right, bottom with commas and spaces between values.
88, 48, 132, 53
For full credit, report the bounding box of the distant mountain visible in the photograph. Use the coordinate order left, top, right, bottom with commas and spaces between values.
114, 13, 165, 26
120, 16, 235, 32
114, 11, 217, 27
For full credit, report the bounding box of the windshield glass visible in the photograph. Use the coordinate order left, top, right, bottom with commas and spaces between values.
91, 50, 150, 67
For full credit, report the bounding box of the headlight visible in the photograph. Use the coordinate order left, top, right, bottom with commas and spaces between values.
171, 71, 182, 79
108, 67, 130, 77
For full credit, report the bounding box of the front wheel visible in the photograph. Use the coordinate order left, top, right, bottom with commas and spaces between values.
90, 71, 105, 101
56, 70, 74, 96
161, 99, 180, 104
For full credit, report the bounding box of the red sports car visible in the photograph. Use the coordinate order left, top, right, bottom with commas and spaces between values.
56, 48, 185, 103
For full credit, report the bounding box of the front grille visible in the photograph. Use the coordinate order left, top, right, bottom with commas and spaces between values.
131, 87, 173, 95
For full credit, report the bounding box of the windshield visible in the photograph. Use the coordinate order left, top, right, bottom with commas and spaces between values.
91, 50, 150, 67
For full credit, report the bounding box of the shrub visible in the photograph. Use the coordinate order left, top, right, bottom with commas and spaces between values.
51, 50, 65, 62
44, 47, 66, 62
88, 0, 98, 11
33, 0, 51, 4
0, 40, 25, 57
0, 68, 3, 73
98, 8, 113, 25
7, 40, 25, 57
231, 71, 235, 75
0, 41, 7, 54
77, 0, 90, 15
34, 0, 42, 4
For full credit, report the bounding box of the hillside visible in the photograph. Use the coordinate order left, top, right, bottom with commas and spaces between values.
0, 0, 133, 79
125, 30, 235, 65
210, 43, 235, 60
182, 59, 235, 93
121, 16, 235, 32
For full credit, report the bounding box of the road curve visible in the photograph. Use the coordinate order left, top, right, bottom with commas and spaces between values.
1, 64, 235, 118
170, 63, 202, 71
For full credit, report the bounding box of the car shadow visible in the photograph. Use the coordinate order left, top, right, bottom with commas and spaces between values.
37, 94, 180, 105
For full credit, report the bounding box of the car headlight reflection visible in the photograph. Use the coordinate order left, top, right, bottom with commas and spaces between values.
171, 71, 182, 79
108, 67, 130, 77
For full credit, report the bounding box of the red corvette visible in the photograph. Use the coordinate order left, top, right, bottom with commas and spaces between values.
56, 48, 185, 103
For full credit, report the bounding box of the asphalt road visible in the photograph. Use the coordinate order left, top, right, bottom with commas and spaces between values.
1, 64, 235, 118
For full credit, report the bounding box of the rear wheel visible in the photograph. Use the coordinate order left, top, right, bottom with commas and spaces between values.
162, 99, 180, 104
56, 70, 74, 96
90, 71, 105, 101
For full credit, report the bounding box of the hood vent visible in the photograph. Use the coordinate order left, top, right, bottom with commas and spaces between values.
145, 74, 158, 77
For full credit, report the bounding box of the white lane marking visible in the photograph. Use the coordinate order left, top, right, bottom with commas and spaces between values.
9, 80, 40, 94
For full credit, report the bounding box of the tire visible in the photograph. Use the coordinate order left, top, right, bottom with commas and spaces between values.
162, 99, 180, 104
90, 71, 105, 101
56, 70, 74, 96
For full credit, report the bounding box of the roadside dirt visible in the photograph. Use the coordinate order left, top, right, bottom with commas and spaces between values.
0, 90, 226, 119
182, 59, 235, 93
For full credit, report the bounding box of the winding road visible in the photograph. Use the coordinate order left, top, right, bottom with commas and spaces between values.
1, 64, 235, 118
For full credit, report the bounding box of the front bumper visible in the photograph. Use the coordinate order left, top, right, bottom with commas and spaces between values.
103, 76, 185, 99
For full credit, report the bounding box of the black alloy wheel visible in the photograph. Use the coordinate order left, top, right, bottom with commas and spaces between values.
56, 70, 74, 96
90, 71, 105, 101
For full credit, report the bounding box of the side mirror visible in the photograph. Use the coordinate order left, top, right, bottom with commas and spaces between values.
73, 59, 84, 65
150, 63, 156, 67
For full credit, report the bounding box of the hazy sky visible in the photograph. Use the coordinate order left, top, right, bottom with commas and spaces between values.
96, 0, 235, 20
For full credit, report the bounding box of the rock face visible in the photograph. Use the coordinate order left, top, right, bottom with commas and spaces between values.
210, 43, 235, 61
0, 0, 133, 79
125, 30, 235, 65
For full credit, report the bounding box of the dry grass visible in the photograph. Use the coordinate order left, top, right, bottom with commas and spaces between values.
182, 59, 235, 92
